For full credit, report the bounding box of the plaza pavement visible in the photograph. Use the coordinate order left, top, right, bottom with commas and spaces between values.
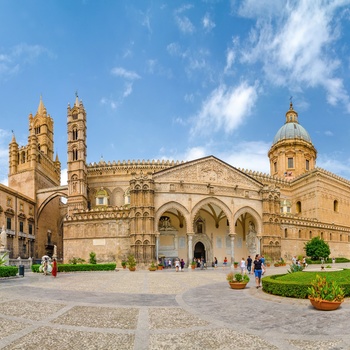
1, 263, 350, 350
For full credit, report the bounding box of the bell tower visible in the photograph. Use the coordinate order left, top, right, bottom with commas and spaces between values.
66, 94, 88, 216
8, 97, 61, 199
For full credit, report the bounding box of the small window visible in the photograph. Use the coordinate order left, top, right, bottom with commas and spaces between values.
29, 224, 33, 235
95, 188, 109, 206
330, 233, 332, 241
296, 201, 301, 213
309, 231, 312, 239
20, 203, 24, 212
298, 230, 301, 238
284, 228, 288, 238
321, 232, 324, 239
288, 158, 294, 168
7, 198, 12, 207
73, 148, 78, 161
6, 217, 11, 230
306, 159, 309, 170
334, 200, 338, 212
274, 162, 277, 172
19, 221, 24, 232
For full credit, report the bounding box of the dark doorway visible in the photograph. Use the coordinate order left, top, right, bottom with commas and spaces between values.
194, 242, 206, 261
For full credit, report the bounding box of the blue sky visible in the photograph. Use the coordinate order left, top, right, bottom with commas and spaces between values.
1, 0, 350, 186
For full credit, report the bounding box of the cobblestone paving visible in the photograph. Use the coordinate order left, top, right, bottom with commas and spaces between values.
1, 265, 350, 350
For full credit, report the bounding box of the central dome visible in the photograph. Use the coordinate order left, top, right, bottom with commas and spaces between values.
273, 122, 311, 144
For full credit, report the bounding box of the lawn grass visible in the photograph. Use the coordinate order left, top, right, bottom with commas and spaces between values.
262, 268, 350, 298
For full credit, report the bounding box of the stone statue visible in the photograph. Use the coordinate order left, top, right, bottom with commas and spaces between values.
246, 221, 256, 255
53, 245, 57, 258
0, 225, 7, 249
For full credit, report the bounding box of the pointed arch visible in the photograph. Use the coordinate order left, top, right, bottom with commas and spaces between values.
191, 197, 233, 234
155, 202, 190, 232
233, 206, 262, 234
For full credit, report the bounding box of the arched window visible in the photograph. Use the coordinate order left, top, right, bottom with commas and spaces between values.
298, 230, 301, 239
284, 228, 288, 238
334, 200, 338, 212
72, 127, 78, 140
296, 201, 301, 213
95, 187, 109, 206
321, 232, 324, 239
329, 233, 332, 241
309, 231, 312, 239
73, 148, 78, 161
124, 188, 130, 205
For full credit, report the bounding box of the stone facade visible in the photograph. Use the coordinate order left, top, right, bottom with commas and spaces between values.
2, 97, 350, 264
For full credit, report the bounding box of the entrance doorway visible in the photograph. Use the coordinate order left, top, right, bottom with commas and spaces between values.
194, 242, 206, 261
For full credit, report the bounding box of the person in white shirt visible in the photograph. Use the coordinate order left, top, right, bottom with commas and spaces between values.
240, 257, 246, 275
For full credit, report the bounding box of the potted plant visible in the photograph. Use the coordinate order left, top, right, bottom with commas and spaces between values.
226, 272, 250, 289
233, 262, 239, 269
307, 274, 345, 311
149, 262, 157, 271
157, 263, 164, 270
121, 260, 127, 269
127, 254, 137, 271
191, 261, 196, 269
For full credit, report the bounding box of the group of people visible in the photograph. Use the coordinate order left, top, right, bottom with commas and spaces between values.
292, 255, 308, 268
239, 254, 265, 288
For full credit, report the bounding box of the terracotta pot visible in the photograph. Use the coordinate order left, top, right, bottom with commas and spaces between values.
191, 265, 196, 269
228, 282, 248, 289
122, 265, 126, 269
157, 266, 163, 270
309, 298, 342, 311
128, 267, 136, 271
234, 264, 238, 269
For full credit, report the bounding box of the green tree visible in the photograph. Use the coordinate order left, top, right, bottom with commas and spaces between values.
304, 236, 330, 260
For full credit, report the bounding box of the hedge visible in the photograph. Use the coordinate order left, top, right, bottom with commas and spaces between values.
0, 266, 18, 277
262, 269, 350, 299
31, 263, 116, 273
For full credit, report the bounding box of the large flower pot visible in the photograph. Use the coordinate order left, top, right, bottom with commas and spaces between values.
149, 268, 157, 271
228, 282, 248, 289
191, 265, 196, 269
309, 298, 343, 311
128, 267, 136, 271
157, 266, 163, 270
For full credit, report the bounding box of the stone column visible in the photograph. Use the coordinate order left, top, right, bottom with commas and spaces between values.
257, 236, 262, 255
187, 233, 193, 268
229, 233, 235, 267
155, 232, 160, 261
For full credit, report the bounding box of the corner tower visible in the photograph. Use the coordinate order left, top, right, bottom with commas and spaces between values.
67, 94, 88, 216
268, 102, 317, 179
8, 97, 61, 199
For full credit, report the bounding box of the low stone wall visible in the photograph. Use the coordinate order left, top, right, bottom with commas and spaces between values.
9, 258, 33, 269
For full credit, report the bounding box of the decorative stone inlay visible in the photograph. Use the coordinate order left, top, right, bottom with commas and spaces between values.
52, 306, 138, 329
3, 327, 134, 350
0, 300, 65, 321
149, 329, 278, 349
149, 307, 209, 329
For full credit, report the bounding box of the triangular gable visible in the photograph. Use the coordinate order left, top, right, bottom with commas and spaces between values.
153, 155, 263, 190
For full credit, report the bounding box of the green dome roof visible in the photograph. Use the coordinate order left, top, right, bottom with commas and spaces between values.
273, 123, 311, 144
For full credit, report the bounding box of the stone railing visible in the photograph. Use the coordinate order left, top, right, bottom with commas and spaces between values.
9, 257, 33, 269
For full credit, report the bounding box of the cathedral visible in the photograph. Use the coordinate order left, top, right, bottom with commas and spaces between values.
1, 95, 350, 265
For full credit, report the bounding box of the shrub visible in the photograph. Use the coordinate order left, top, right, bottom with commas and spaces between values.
0, 252, 8, 266
0, 266, 18, 277
89, 252, 97, 264
69, 257, 86, 264
287, 263, 304, 273
31, 263, 116, 273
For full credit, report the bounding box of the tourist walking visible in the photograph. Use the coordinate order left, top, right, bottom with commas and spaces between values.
240, 257, 246, 275
52, 258, 57, 277
252, 254, 265, 289
246, 255, 252, 274
214, 257, 218, 268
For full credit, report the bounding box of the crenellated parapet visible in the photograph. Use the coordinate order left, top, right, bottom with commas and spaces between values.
65, 206, 130, 222
239, 168, 291, 187
87, 159, 183, 176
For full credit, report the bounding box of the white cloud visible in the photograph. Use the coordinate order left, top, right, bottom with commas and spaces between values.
239, 1, 350, 112
123, 82, 133, 98
0, 129, 11, 184
318, 153, 350, 180
190, 81, 259, 136
111, 67, 140, 80
174, 4, 195, 34
202, 13, 216, 32
224, 49, 235, 73
60, 168, 67, 186
0, 43, 52, 79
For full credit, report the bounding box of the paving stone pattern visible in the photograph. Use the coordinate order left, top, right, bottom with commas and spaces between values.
1, 264, 350, 350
